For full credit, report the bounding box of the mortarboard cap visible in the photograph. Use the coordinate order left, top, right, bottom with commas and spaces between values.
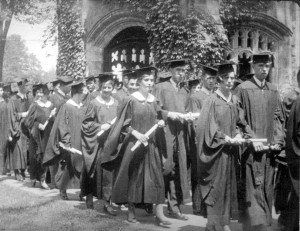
214, 61, 238, 76
97, 72, 117, 83
198, 64, 218, 77
51, 79, 60, 86
120, 69, 137, 80
251, 52, 274, 67
57, 76, 74, 84
85, 75, 96, 82
16, 78, 29, 86
69, 79, 85, 87
133, 66, 157, 78
164, 59, 190, 69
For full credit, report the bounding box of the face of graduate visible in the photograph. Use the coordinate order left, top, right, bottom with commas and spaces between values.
191, 83, 201, 93
127, 79, 139, 94
220, 72, 236, 90
101, 81, 114, 99
202, 74, 216, 91
139, 74, 154, 93
35, 89, 44, 101
60, 83, 71, 94
86, 80, 96, 93
170, 66, 186, 84
252, 62, 271, 81
123, 76, 129, 86
18, 83, 26, 94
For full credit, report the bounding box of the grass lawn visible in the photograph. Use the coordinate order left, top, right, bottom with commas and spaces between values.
0, 180, 151, 231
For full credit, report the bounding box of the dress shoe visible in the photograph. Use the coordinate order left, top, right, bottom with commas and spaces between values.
41, 181, 50, 190
60, 190, 69, 200
154, 216, 172, 228
144, 204, 153, 214
86, 194, 94, 209
31, 179, 37, 187
168, 211, 189, 220
104, 205, 117, 216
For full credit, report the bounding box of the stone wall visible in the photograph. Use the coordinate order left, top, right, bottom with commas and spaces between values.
82, 0, 300, 95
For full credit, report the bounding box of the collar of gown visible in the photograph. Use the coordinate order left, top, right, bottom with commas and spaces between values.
170, 78, 179, 90
253, 75, 266, 87
131, 91, 155, 103
200, 87, 212, 96
36, 100, 52, 108
215, 89, 232, 103
96, 95, 114, 106
66, 99, 83, 108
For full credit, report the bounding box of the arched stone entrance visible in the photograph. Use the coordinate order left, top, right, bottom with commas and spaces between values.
85, 9, 147, 76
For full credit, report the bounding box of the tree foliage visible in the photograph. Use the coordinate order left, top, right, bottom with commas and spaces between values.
3, 34, 44, 83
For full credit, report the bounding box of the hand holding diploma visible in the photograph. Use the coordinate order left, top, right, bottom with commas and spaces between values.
59, 142, 82, 155
97, 117, 117, 137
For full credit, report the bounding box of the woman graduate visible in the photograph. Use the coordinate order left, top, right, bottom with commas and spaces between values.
43, 79, 88, 200
101, 67, 171, 227
196, 63, 254, 231
81, 73, 119, 215
24, 83, 56, 189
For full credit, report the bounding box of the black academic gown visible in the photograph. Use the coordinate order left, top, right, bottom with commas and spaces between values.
235, 78, 285, 227
280, 95, 300, 231
81, 96, 118, 199
153, 80, 190, 203
43, 99, 86, 189
49, 90, 69, 112
0, 99, 16, 174
187, 89, 211, 213
101, 92, 165, 204
196, 93, 253, 226
9, 94, 32, 170
24, 101, 55, 181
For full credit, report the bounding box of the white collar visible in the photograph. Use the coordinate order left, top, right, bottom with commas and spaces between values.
17, 92, 26, 100
96, 95, 114, 106
200, 87, 212, 96
215, 89, 232, 103
36, 100, 52, 108
131, 91, 155, 103
170, 78, 178, 90
57, 88, 66, 97
253, 76, 266, 87
66, 99, 83, 108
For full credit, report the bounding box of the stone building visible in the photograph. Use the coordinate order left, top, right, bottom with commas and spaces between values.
82, 0, 300, 92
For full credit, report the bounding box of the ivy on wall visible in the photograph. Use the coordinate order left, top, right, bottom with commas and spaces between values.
45, 0, 86, 79
104, 0, 228, 74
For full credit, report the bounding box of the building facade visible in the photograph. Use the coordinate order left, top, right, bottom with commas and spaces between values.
82, 0, 300, 93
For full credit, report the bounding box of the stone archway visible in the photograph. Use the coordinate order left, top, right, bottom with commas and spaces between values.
85, 9, 146, 75
225, 13, 293, 85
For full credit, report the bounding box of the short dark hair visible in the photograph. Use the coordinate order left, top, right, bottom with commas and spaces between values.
71, 83, 84, 96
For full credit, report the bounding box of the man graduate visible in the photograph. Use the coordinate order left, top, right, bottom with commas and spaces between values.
235, 53, 285, 231
153, 59, 190, 220
43, 79, 88, 200
0, 83, 16, 175
186, 65, 218, 214
9, 78, 32, 181
48, 76, 72, 188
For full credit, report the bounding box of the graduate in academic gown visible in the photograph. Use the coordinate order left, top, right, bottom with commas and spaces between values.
48, 76, 72, 188
188, 65, 217, 113
275, 70, 300, 231
196, 63, 254, 231
84, 75, 99, 103
81, 73, 119, 215
284, 94, 300, 231
152, 59, 190, 220
24, 83, 56, 189
187, 65, 217, 214
43, 80, 88, 200
235, 53, 285, 231
113, 70, 139, 103
0, 83, 16, 175
101, 67, 171, 226
9, 78, 32, 181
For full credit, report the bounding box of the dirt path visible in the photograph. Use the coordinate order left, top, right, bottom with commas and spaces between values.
0, 176, 280, 231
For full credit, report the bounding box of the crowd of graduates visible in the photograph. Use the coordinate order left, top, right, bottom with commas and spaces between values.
0, 53, 299, 231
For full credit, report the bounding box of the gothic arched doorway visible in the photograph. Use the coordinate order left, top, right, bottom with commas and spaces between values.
103, 26, 153, 78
